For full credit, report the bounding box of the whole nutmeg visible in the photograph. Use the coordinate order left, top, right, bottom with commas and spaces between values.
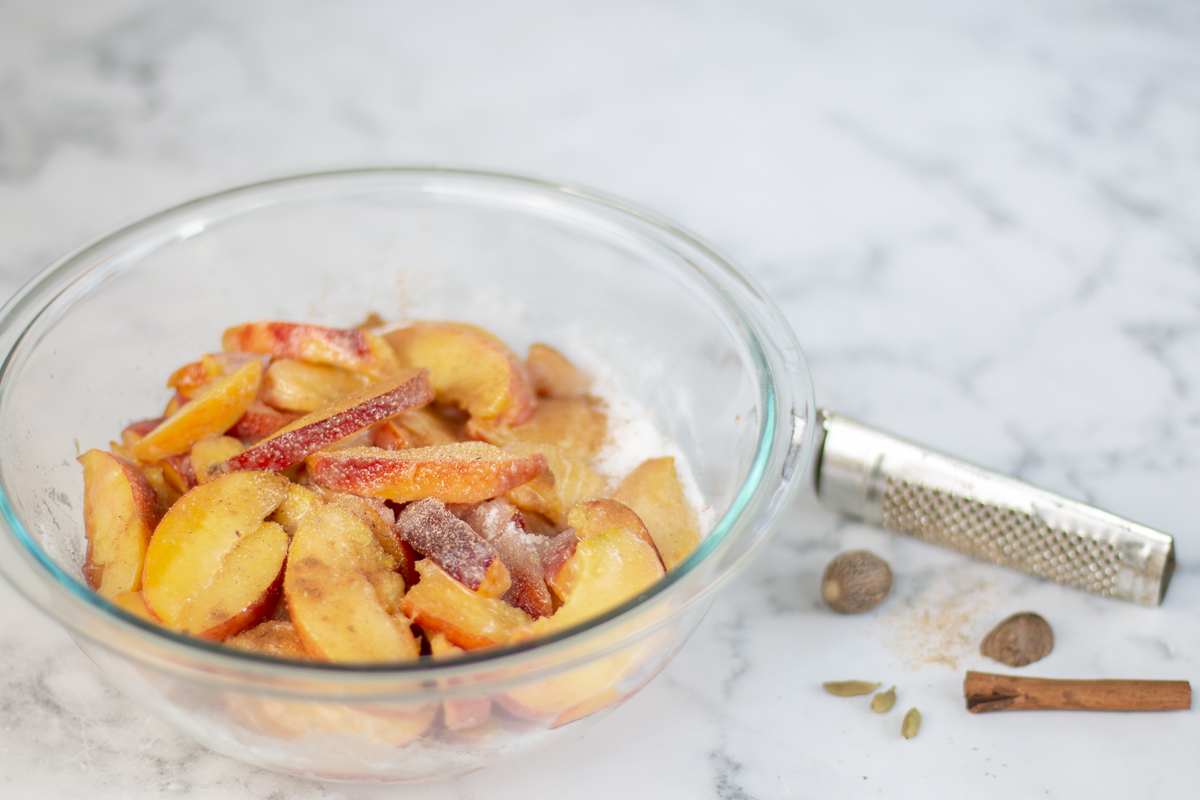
821, 550, 892, 614
980, 612, 1054, 667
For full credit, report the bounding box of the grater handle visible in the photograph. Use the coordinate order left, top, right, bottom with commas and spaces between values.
814, 410, 1175, 606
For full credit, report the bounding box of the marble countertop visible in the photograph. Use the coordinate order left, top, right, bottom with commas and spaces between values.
2, 1, 1198, 796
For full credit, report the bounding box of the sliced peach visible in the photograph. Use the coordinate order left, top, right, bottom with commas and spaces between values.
372, 419, 409, 450
223, 320, 401, 380
373, 405, 467, 450
384, 322, 535, 426
138, 463, 182, 517
130, 358, 264, 462
429, 633, 492, 731
457, 499, 554, 618
260, 359, 372, 413
154, 454, 196, 495
613, 457, 702, 570
78, 450, 159, 600
308, 442, 547, 504
162, 392, 185, 417
504, 467, 566, 528
542, 529, 580, 601
315, 488, 414, 578
499, 654, 634, 724
550, 688, 623, 728
506, 442, 605, 513
222, 368, 433, 473
398, 560, 531, 650
168, 352, 263, 399
190, 435, 245, 484
172, 521, 289, 640
111, 589, 156, 622
568, 499, 663, 565
226, 620, 310, 660
284, 504, 419, 663
232, 697, 436, 746
142, 470, 291, 638
472, 399, 607, 467
120, 417, 163, 451
227, 400, 300, 442
527, 343, 592, 400
395, 498, 510, 598
167, 359, 212, 398
519, 499, 664, 636
393, 406, 465, 447
268, 483, 324, 534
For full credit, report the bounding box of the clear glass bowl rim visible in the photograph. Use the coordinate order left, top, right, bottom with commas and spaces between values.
0, 166, 814, 688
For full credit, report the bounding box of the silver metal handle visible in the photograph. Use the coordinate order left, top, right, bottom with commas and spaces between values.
814, 410, 1175, 606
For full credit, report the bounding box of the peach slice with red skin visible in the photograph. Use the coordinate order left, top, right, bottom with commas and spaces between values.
172, 521, 288, 640
284, 503, 420, 663
308, 441, 547, 504
395, 498, 511, 598
223, 320, 401, 380
222, 368, 433, 473
384, 322, 536, 427
227, 400, 300, 442
526, 343, 592, 400
142, 470, 292, 639
131, 358, 264, 462
613, 456, 702, 570
398, 559, 532, 650
457, 499, 554, 618
78, 449, 159, 600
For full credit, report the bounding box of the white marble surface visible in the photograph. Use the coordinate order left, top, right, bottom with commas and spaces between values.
2, 0, 1199, 796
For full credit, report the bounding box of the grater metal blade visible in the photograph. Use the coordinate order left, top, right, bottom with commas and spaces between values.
814, 410, 1175, 606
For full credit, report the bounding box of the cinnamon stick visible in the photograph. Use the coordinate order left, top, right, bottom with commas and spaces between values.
964, 671, 1191, 713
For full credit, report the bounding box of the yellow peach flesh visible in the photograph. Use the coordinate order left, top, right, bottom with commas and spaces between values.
78, 449, 159, 600
131, 358, 264, 462
613, 456, 702, 570
284, 504, 419, 663
384, 322, 535, 426
142, 470, 291, 632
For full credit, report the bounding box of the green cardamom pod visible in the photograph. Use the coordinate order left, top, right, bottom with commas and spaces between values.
822, 680, 881, 697
901, 707, 921, 739
871, 686, 896, 713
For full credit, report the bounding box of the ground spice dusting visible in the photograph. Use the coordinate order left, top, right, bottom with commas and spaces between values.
876, 571, 1001, 670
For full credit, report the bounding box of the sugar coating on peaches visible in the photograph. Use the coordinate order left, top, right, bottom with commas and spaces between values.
80, 318, 705, 669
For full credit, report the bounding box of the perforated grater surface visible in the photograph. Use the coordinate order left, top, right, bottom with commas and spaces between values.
814, 410, 1175, 606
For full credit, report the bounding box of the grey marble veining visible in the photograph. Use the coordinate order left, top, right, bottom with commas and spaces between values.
2, 0, 1199, 796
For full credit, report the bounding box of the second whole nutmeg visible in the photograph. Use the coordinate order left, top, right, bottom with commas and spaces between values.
821, 550, 893, 614
980, 612, 1054, 667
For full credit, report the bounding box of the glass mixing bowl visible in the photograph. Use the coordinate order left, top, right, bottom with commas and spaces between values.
0, 168, 813, 782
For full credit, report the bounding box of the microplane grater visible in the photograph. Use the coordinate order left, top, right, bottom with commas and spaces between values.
814, 410, 1175, 606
